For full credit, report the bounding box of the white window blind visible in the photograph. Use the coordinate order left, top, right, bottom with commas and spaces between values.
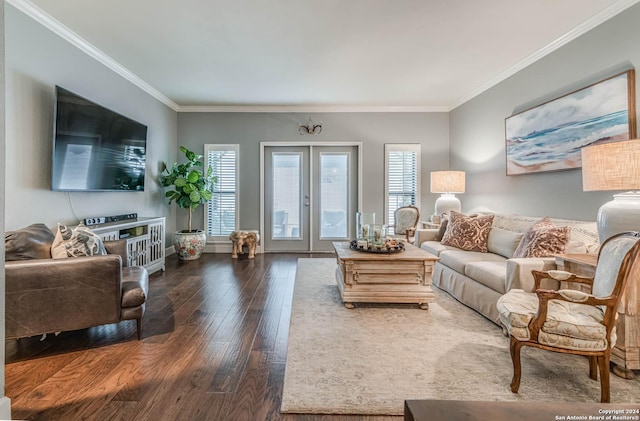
205, 144, 238, 238
384, 144, 421, 231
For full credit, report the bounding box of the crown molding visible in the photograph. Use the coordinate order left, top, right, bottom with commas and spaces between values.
8, 0, 180, 111
9, 0, 446, 114
176, 105, 449, 113
11, 0, 638, 113
449, 0, 640, 110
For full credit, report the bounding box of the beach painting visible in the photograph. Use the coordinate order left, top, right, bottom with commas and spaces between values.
505, 70, 636, 175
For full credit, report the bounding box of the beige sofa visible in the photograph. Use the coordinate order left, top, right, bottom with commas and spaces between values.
414, 214, 600, 324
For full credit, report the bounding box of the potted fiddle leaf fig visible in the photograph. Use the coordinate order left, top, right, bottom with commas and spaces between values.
160, 146, 217, 260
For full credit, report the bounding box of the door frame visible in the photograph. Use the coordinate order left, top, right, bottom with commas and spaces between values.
260, 141, 363, 252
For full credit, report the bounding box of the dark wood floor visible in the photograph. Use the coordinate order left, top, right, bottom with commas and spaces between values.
5, 253, 400, 421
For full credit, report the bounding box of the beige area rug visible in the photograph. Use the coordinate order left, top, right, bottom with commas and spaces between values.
281, 258, 640, 415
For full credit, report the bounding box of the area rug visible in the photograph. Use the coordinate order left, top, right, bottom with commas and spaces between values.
281, 258, 640, 415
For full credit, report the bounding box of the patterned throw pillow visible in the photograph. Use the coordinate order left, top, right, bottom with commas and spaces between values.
440, 211, 495, 252
51, 223, 107, 259
512, 217, 571, 258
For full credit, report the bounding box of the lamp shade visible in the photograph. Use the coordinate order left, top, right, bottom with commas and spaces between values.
581, 139, 640, 191
430, 171, 465, 193
581, 139, 640, 243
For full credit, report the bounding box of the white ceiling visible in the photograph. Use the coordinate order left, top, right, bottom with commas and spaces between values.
10, 0, 640, 111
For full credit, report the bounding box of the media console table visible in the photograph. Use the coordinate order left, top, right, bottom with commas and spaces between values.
90, 217, 165, 274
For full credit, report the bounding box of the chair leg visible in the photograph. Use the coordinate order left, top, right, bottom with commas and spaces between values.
589, 356, 598, 380
509, 336, 522, 393
136, 318, 142, 340
597, 355, 610, 403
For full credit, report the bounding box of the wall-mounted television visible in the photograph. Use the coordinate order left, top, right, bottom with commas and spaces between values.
52, 86, 147, 192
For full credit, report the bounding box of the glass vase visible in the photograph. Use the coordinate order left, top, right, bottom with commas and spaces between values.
356, 212, 375, 239
367, 224, 387, 246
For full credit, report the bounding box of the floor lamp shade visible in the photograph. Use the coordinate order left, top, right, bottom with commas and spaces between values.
582, 139, 640, 243
431, 171, 465, 216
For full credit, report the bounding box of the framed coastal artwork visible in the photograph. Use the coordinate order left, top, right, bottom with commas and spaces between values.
505, 69, 636, 176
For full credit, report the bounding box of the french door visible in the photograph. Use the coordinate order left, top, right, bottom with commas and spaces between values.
263, 144, 359, 252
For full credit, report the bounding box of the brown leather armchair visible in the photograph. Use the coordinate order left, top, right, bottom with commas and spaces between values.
5, 224, 148, 340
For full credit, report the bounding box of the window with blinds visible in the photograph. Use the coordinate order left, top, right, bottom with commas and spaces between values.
384, 144, 421, 232
205, 144, 239, 239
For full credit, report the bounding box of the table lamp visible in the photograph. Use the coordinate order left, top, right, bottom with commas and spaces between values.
581, 139, 640, 243
430, 171, 465, 216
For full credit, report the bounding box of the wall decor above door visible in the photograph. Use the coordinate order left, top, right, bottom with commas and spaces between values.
505, 69, 636, 176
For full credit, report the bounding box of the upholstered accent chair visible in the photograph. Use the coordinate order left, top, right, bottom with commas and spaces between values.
497, 231, 640, 403
391, 205, 420, 242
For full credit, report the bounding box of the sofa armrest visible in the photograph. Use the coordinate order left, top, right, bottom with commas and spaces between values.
414, 228, 439, 246
5, 255, 123, 339
505, 257, 558, 292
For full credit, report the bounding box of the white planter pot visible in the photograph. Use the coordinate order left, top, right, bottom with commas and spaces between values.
173, 230, 207, 260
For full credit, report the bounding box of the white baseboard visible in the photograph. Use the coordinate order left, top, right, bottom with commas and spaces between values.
0, 396, 12, 420
204, 243, 262, 254
166, 243, 263, 256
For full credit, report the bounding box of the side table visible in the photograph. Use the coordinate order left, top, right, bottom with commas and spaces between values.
555, 253, 638, 379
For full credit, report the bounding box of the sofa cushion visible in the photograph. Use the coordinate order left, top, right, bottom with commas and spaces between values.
513, 218, 570, 258
492, 214, 542, 233
497, 289, 612, 351
464, 261, 508, 294
441, 211, 494, 252
5, 223, 55, 261
420, 240, 459, 256
487, 227, 523, 259
438, 249, 506, 274
51, 223, 107, 259
492, 214, 599, 254
104, 239, 129, 266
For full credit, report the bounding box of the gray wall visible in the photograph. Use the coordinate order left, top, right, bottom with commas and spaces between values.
5, 5, 178, 237
450, 4, 640, 221
0, 0, 9, 417
178, 112, 449, 231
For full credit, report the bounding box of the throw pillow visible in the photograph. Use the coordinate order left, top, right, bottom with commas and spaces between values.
440, 211, 495, 252
51, 223, 107, 259
487, 227, 524, 259
5, 223, 55, 261
513, 217, 571, 258
435, 216, 449, 241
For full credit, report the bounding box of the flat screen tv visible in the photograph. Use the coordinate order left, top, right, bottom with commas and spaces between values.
52, 86, 147, 192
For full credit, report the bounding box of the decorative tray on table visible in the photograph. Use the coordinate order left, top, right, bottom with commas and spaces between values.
349, 240, 405, 254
